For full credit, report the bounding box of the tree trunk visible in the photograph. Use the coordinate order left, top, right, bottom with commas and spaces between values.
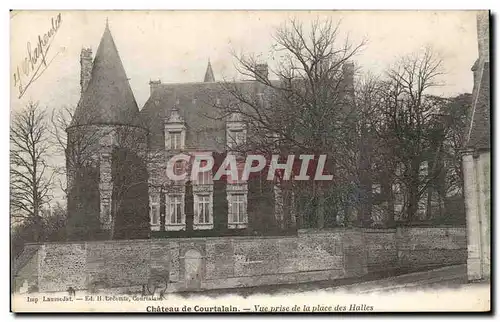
358, 125, 372, 227
382, 173, 395, 227
273, 183, 285, 230
407, 158, 420, 223
316, 182, 325, 229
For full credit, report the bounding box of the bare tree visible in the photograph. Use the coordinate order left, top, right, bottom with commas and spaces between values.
352, 73, 390, 226
375, 47, 447, 223
50, 105, 105, 197
441, 93, 471, 197
210, 17, 366, 229
10, 101, 55, 240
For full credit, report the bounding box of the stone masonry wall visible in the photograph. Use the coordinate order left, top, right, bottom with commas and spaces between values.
364, 229, 399, 273
86, 240, 151, 289
18, 227, 466, 293
396, 227, 467, 270
38, 243, 87, 292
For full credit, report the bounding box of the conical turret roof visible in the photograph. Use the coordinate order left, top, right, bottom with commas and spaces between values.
70, 21, 142, 128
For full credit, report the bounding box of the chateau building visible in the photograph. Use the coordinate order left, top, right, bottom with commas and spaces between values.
66, 22, 298, 239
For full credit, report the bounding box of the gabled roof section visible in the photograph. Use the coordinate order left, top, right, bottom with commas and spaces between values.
140, 81, 266, 151
69, 22, 142, 128
140, 82, 228, 151
139, 70, 355, 152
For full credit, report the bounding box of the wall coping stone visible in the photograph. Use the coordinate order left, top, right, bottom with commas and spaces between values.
24, 226, 466, 247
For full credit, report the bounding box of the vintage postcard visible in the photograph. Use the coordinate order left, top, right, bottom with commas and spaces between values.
10, 10, 491, 313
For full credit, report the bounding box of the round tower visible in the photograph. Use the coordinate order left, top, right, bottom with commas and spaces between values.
66, 22, 149, 241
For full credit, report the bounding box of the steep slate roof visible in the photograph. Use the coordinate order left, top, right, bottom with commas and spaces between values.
465, 61, 490, 150
140, 81, 256, 151
70, 23, 143, 128
138, 81, 299, 153
140, 64, 354, 152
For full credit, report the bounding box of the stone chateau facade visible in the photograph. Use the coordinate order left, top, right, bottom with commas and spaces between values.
66, 22, 351, 239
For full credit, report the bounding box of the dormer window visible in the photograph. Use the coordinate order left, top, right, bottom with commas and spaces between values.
169, 131, 183, 150
228, 129, 245, 149
165, 106, 186, 151
226, 112, 246, 151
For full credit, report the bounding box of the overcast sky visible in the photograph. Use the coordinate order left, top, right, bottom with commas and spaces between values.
11, 10, 481, 114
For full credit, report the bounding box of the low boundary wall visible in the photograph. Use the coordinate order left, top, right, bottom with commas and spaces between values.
13, 227, 466, 293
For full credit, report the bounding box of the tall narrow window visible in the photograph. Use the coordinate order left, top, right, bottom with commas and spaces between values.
170, 131, 182, 150
150, 194, 160, 225
196, 162, 212, 185
198, 171, 211, 185
197, 195, 210, 224
229, 193, 246, 224
169, 195, 183, 224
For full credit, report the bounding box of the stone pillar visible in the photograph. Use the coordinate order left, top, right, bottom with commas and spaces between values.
478, 151, 491, 279
462, 150, 482, 280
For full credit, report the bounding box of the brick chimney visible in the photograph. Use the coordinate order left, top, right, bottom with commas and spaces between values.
254, 63, 269, 81
149, 79, 161, 95
80, 48, 92, 93
80, 48, 93, 94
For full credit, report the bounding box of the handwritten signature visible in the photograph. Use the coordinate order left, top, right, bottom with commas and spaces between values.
13, 13, 63, 99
